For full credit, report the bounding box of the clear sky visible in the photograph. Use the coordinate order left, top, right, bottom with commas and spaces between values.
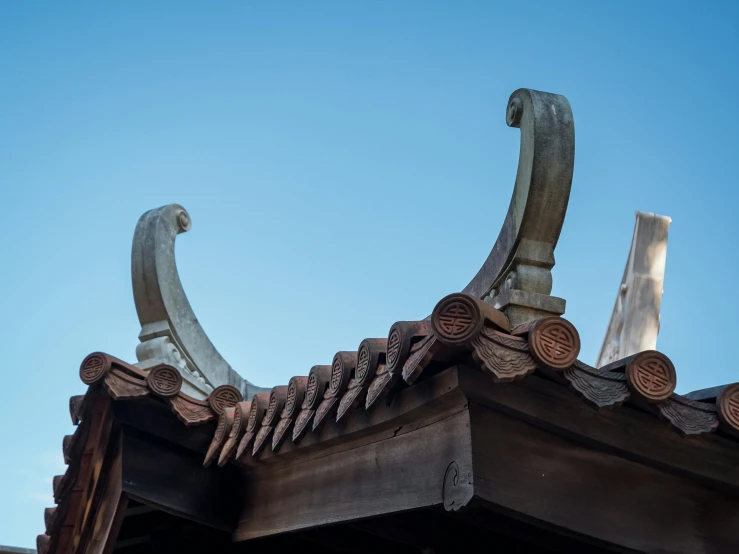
1, 1, 738, 547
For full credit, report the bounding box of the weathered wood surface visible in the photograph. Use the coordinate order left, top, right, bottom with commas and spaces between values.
120, 427, 241, 532
597, 211, 670, 368
235, 410, 473, 540
242, 367, 468, 469
458, 366, 739, 493
469, 402, 739, 554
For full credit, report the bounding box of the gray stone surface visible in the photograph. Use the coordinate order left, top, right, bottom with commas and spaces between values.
464, 89, 574, 325
131, 203, 267, 399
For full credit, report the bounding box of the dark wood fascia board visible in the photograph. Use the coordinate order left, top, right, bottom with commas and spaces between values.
120, 425, 242, 533
244, 366, 469, 471
234, 409, 473, 541
457, 366, 739, 494
468, 402, 739, 554
112, 396, 216, 454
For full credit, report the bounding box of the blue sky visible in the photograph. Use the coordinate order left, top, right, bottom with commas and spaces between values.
1, 1, 738, 547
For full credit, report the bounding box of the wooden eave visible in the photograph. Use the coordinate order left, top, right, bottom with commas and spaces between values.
40, 293, 739, 554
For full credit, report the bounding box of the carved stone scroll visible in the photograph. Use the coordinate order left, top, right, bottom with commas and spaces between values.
293, 365, 331, 442
313, 352, 357, 431
367, 322, 431, 409
253, 386, 288, 456
273, 376, 308, 451
657, 395, 719, 436
601, 351, 677, 403
337, 339, 387, 422
219, 401, 250, 467
132, 203, 267, 399
464, 89, 574, 328
563, 361, 630, 409
204, 408, 234, 467
236, 393, 270, 460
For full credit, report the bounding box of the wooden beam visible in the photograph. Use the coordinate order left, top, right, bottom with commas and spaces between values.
235, 410, 473, 541
458, 366, 739, 492
469, 402, 739, 554
120, 426, 241, 532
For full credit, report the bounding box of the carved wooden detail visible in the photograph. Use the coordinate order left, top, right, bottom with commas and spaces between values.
37, 534, 50, 554
208, 384, 243, 415
601, 351, 677, 403
367, 322, 431, 409
169, 393, 216, 426
236, 393, 270, 460
337, 339, 387, 422
402, 334, 440, 385
79, 352, 110, 385
526, 317, 580, 370
471, 327, 537, 382
564, 361, 630, 408
103, 368, 150, 400
69, 395, 85, 426
273, 376, 308, 451
146, 364, 183, 398
53, 474, 64, 502
431, 293, 510, 347
627, 351, 676, 402
313, 352, 357, 431
657, 395, 719, 436
204, 408, 234, 467
293, 365, 331, 442
44, 507, 57, 533
62, 435, 73, 464
218, 400, 251, 467
253, 386, 288, 456
718, 383, 739, 436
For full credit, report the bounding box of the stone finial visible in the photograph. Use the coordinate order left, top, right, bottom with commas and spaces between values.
464, 89, 575, 327
131, 204, 266, 399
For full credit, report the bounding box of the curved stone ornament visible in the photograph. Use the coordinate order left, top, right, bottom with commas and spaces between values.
132, 204, 266, 399
464, 89, 574, 327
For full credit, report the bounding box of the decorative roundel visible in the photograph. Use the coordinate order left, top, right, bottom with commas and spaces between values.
208, 385, 242, 415
79, 353, 108, 385
356, 345, 371, 382
306, 372, 319, 407
626, 351, 676, 402
286, 380, 298, 416
146, 365, 183, 398
247, 399, 259, 432
330, 357, 344, 394
431, 294, 482, 346
529, 317, 581, 370
718, 383, 739, 432
386, 327, 402, 371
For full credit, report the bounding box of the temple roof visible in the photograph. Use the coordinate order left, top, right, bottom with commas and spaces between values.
36, 88, 739, 554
